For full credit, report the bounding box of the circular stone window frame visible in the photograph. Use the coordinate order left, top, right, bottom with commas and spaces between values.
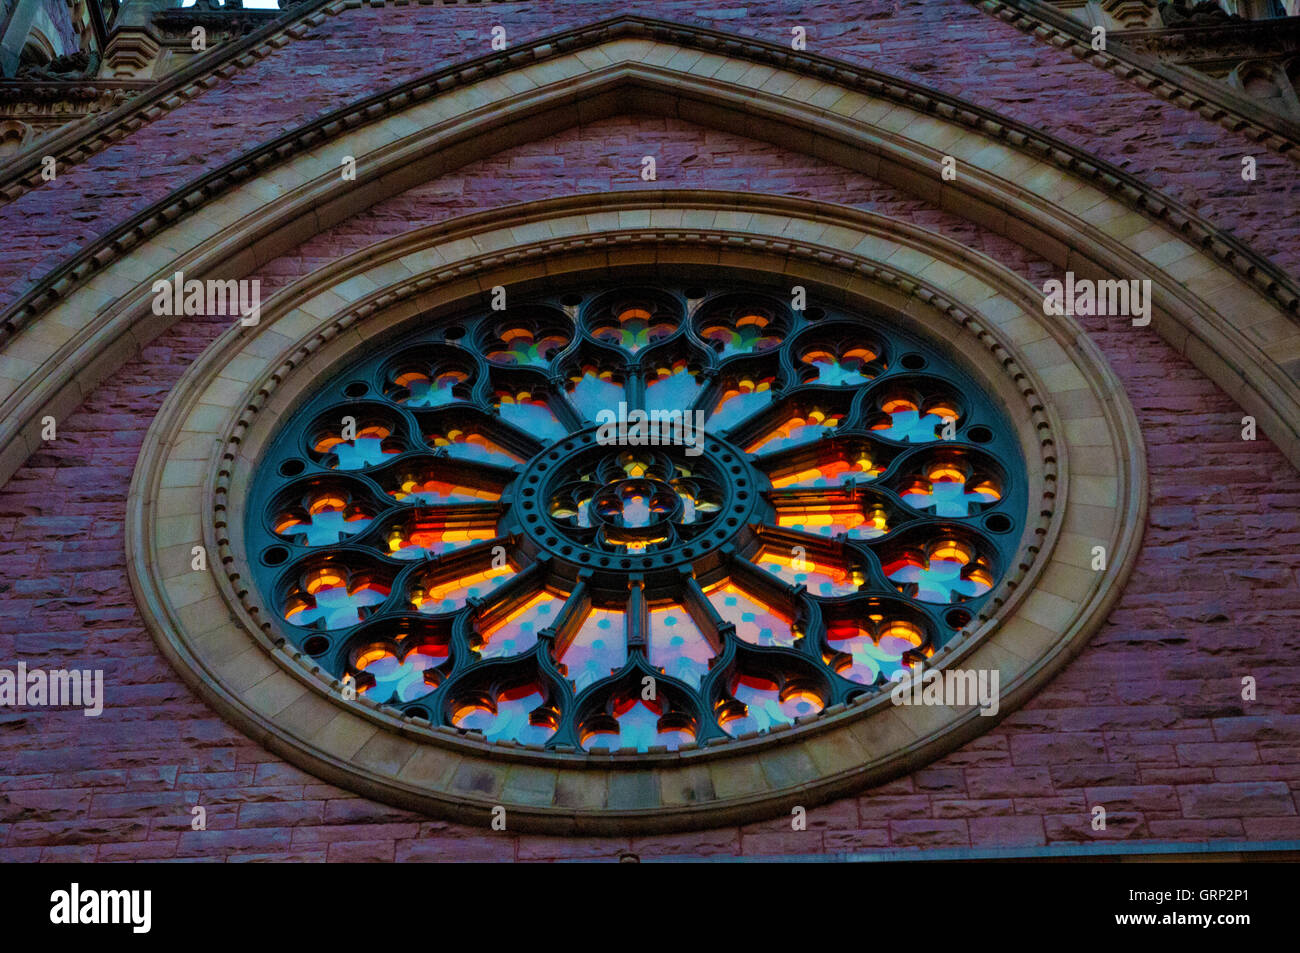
128, 193, 1146, 834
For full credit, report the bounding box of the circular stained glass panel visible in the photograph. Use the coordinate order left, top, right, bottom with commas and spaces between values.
246, 282, 1026, 754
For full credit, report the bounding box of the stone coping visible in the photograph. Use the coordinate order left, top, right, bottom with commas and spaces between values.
127, 193, 1146, 833
7, 13, 1300, 339
2, 23, 1296, 506
971, 0, 1300, 153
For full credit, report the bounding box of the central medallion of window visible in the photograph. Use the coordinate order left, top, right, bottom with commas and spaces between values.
247, 281, 1026, 755
539, 442, 732, 552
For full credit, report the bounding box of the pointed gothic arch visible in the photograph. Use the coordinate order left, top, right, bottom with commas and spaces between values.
0, 17, 1296, 495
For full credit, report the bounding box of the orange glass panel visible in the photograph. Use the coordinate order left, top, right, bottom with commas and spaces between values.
411, 562, 515, 615
754, 546, 860, 597
773, 501, 889, 540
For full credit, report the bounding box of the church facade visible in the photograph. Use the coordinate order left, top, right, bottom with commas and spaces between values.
0, 0, 1298, 862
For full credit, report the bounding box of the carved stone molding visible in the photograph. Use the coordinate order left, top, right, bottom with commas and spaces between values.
1118, 19, 1300, 59
125, 193, 1146, 833
0, 80, 147, 139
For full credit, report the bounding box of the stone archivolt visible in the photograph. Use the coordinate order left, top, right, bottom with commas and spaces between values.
126, 190, 1145, 830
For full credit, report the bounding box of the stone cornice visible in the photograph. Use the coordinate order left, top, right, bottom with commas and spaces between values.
151, 8, 282, 33
971, 0, 1300, 152
0, 80, 151, 102
3, 13, 1297, 367
1116, 18, 1300, 58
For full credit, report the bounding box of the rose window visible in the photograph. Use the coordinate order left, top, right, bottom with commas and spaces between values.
247, 282, 1025, 754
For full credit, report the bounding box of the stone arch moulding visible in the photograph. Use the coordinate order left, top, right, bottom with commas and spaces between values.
3, 4, 1296, 204
2, 17, 1299, 495
127, 190, 1148, 833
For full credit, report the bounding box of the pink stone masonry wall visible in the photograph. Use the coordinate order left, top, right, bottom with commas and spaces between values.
1, 114, 1297, 860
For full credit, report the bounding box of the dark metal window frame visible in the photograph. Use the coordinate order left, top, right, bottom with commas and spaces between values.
246, 279, 1027, 755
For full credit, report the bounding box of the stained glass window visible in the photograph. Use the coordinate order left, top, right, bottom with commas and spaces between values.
248, 282, 1024, 752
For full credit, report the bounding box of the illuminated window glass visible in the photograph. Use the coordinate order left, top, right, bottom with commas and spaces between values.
248, 282, 1024, 751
